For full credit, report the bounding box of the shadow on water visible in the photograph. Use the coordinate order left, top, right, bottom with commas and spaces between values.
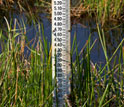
0, 13, 124, 66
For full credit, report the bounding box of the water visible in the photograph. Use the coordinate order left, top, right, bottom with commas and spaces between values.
0, 13, 124, 65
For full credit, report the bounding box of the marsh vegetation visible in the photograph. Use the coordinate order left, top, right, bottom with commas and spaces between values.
0, 0, 124, 106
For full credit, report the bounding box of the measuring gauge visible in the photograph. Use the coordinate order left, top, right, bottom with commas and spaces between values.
52, 0, 71, 106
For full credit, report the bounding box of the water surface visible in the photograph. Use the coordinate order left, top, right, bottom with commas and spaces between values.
0, 13, 124, 66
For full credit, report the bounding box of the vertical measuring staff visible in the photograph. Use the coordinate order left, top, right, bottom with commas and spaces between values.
52, 0, 71, 106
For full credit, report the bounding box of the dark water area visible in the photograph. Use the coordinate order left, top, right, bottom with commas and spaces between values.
0, 13, 124, 66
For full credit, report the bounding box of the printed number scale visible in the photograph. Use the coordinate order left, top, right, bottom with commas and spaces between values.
52, 0, 71, 106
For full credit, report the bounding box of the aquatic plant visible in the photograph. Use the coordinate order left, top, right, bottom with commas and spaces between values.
0, 0, 124, 26
0, 18, 124, 106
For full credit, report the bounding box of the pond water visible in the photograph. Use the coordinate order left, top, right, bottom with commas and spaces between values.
0, 14, 124, 65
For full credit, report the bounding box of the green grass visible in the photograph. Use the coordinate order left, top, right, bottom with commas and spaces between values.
0, 0, 124, 26
0, 18, 124, 106
83, 0, 124, 23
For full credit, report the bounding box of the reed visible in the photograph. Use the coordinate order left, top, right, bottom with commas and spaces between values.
0, 18, 124, 106
0, 0, 124, 26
